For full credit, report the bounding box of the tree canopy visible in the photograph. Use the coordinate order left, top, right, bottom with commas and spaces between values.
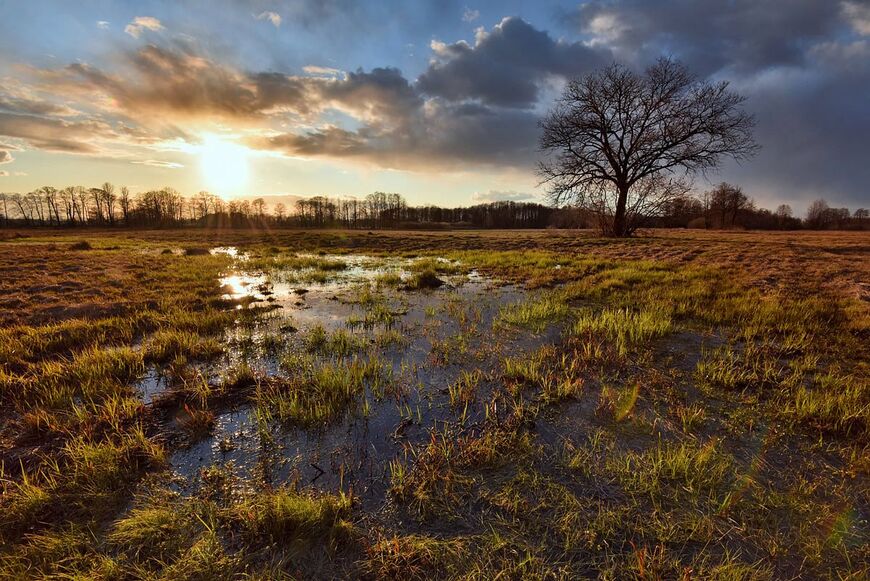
539, 58, 757, 236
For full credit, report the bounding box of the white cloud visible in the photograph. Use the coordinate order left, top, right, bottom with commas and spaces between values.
586, 12, 630, 44
256, 11, 282, 28
96, 21, 110, 30
303, 65, 343, 77
472, 190, 537, 203
843, 1, 870, 35
0, 150, 13, 164
132, 159, 184, 169
124, 16, 163, 38
462, 7, 480, 23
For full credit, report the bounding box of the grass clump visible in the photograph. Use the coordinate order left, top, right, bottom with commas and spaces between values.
695, 345, 784, 392
263, 354, 390, 426
497, 293, 569, 332
448, 370, 483, 408
606, 440, 734, 497
405, 269, 444, 290
109, 502, 197, 564
410, 257, 462, 275
572, 306, 672, 355
305, 325, 368, 357
363, 534, 467, 580
231, 488, 354, 548
502, 348, 549, 387
390, 407, 537, 519
146, 329, 223, 363
785, 372, 869, 439
375, 271, 404, 288
68, 240, 92, 251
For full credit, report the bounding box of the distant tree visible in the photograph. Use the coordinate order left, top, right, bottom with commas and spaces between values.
252, 197, 266, 218
0, 193, 8, 226
805, 199, 830, 229
89, 187, 105, 223
74, 186, 89, 222
273, 202, 286, 224
119, 186, 132, 224
191, 191, 211, 220
707, 183, 750, 228
101, 182, 116, 224
775, 204, 793, 230
539, 58, 756, 237
36, 186, 60, 225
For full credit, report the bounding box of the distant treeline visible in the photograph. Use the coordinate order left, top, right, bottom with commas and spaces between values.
0, 184, 867, 231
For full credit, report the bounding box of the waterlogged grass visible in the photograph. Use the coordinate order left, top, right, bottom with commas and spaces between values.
390, 406, 539, 520
258, 352, 392, 426
0, 484, 355, 579
146, 329, 223, 363
496, 292, 569, 332
572, 306, 673, 355
1, 230, 867, 578
232, 487, 354, 547
305, 324, 368, 356
248, 255, 352, 287
405, 268, 444, 290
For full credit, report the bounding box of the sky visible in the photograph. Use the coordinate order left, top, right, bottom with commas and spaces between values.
0, 0, 868, 212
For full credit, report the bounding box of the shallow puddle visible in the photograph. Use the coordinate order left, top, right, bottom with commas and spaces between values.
160, 248, 561, 502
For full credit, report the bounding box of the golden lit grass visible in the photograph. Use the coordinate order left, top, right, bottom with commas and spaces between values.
0, 228, 867, 579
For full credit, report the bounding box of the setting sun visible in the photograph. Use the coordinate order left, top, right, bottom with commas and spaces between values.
200, 134, 249, 196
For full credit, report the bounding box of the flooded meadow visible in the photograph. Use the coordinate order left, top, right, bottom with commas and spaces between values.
0, 230, 867, 579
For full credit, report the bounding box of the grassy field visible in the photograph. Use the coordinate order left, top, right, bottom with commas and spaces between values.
0, 228, 867, 579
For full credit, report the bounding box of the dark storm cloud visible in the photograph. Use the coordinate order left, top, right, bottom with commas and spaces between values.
568, 0, 844, 74
724, 40, 870, 207
250, 100, 540, 170
418, 16, 609, 108
321, 67, 423, 125
560, 0, 870, 207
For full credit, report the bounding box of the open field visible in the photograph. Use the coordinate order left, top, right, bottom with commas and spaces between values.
0, 228, 868, 579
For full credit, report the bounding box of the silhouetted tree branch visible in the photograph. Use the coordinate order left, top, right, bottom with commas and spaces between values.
539, 58, 757, 236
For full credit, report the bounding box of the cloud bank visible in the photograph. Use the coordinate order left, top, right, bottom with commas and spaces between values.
0, 3, 867, 207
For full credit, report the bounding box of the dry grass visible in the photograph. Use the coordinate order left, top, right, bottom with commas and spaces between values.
0, 227, 867, 579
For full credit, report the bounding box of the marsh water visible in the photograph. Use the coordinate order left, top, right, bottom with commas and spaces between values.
136, 248, 560, 504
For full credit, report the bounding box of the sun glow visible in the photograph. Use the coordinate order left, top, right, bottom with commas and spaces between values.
199, 134, 250, 196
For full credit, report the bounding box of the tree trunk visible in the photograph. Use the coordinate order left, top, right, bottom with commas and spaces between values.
612, 184, 629, 237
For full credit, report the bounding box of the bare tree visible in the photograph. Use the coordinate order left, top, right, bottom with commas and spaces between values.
805, 199, 830, 229
273, 202, 287, 224
0, 193, 8, 227
539, 58, 757, 236
101, 182, 116, 225
707, 182, 750, 228
251, 197, 266, 218
118, 186, 132, 224
89, 187, 105, 223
